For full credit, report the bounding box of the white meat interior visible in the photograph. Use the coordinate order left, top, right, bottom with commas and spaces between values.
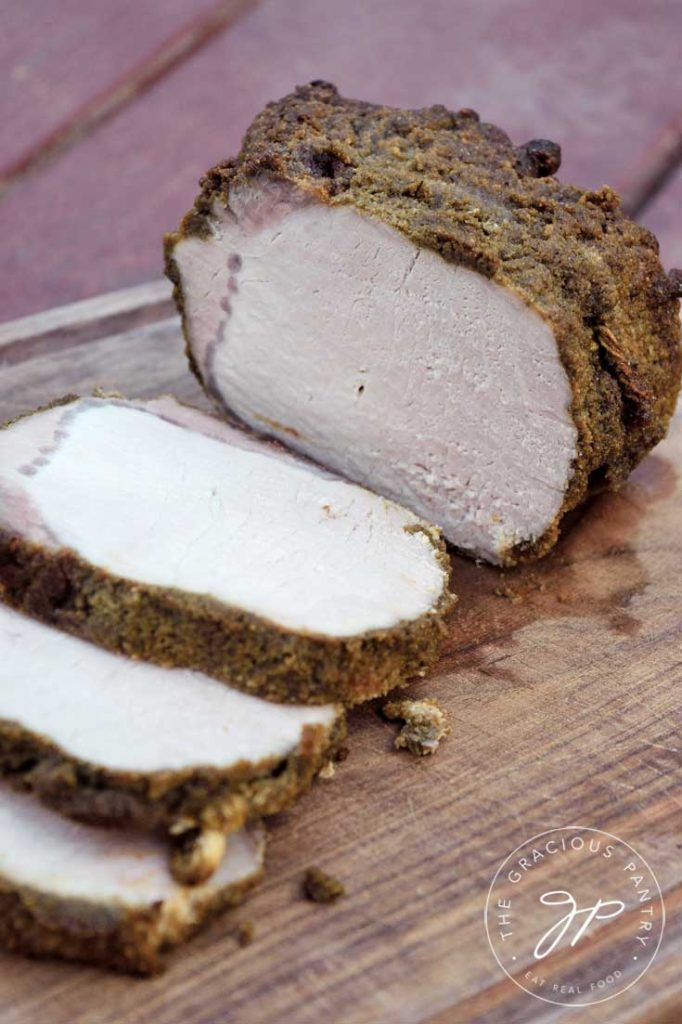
174, 182, 578, 562
0, 396, 448, 636
0, 604, 337, 773
0, 783, 263, 906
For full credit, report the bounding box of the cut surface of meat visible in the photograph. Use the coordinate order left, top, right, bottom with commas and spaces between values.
173, 184, 576, 562
166, 83, 681, 565
0, 783, 264, 974
0, 603, 342, 836
0, 395, 452, 704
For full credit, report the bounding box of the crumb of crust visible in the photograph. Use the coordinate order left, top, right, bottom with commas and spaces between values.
169, 827, 227, 885
303, 866, 346, 903
319, 760, 336, 780
383, 697, 450, 756
494, 573, 547, 603
236, 921, 255, 947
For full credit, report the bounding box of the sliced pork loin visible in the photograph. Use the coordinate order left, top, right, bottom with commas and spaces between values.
166, 82, 682, 565
0, 603, 341, 879
0, 395, 452, 704
0, 783, 264, 974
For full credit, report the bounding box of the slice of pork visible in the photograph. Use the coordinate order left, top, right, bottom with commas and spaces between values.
0, 603, 340, 871
166, 83, 681, 565
0, 783, 264, 974
0, 394, 452, 704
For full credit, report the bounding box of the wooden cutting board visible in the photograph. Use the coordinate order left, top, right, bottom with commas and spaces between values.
0, 284, 680, 1024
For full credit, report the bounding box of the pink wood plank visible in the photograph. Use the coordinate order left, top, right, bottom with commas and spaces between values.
617, 113, 682, 217
0, 0, 221, 180
2, 0, 681, 319
639, 166, 682, 273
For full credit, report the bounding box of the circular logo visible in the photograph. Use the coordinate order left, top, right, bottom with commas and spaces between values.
484, 827, 665, 1007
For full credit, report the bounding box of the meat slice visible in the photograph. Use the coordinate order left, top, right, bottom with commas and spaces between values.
0, 783, 264, 974
0, 395, 452, 704
0, 604, 341, 859
166, 82, 681, 565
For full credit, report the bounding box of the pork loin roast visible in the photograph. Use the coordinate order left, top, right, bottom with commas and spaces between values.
0, 604, 341, 857
0, 784, 264, 974
0, 395, 452, 704
166, 82, 682, 564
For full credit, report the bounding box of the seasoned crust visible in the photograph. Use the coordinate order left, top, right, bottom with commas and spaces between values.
0, 713, 345, 836
0, 531, 452, 706
0, 397, 454, 706
302, 865, 345, 903
0, 846, 263, 975
165, 82, 681, 564
383, 696, 449, 756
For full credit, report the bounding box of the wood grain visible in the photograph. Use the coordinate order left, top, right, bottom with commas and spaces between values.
639, 164, 682, 273
619, 113, 682, 218
0, 279, 172, 364
2, 0, 682, 319
0, 294, 680, 1023
0, 0, 234, 185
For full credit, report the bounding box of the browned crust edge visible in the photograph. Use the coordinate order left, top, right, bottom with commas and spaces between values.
0, 397, 454, 705
164, 81, 682, 565
0, 530, 452, 704
0, 713, 345, 835
0, 846, 263, 975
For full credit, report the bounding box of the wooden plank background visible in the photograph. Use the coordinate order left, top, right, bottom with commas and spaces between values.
1, 0, 681, 320
0, 0, 222, 180
640, 164, 682, 272
1, 2, 681, 1021
0, 292, 680, 1024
